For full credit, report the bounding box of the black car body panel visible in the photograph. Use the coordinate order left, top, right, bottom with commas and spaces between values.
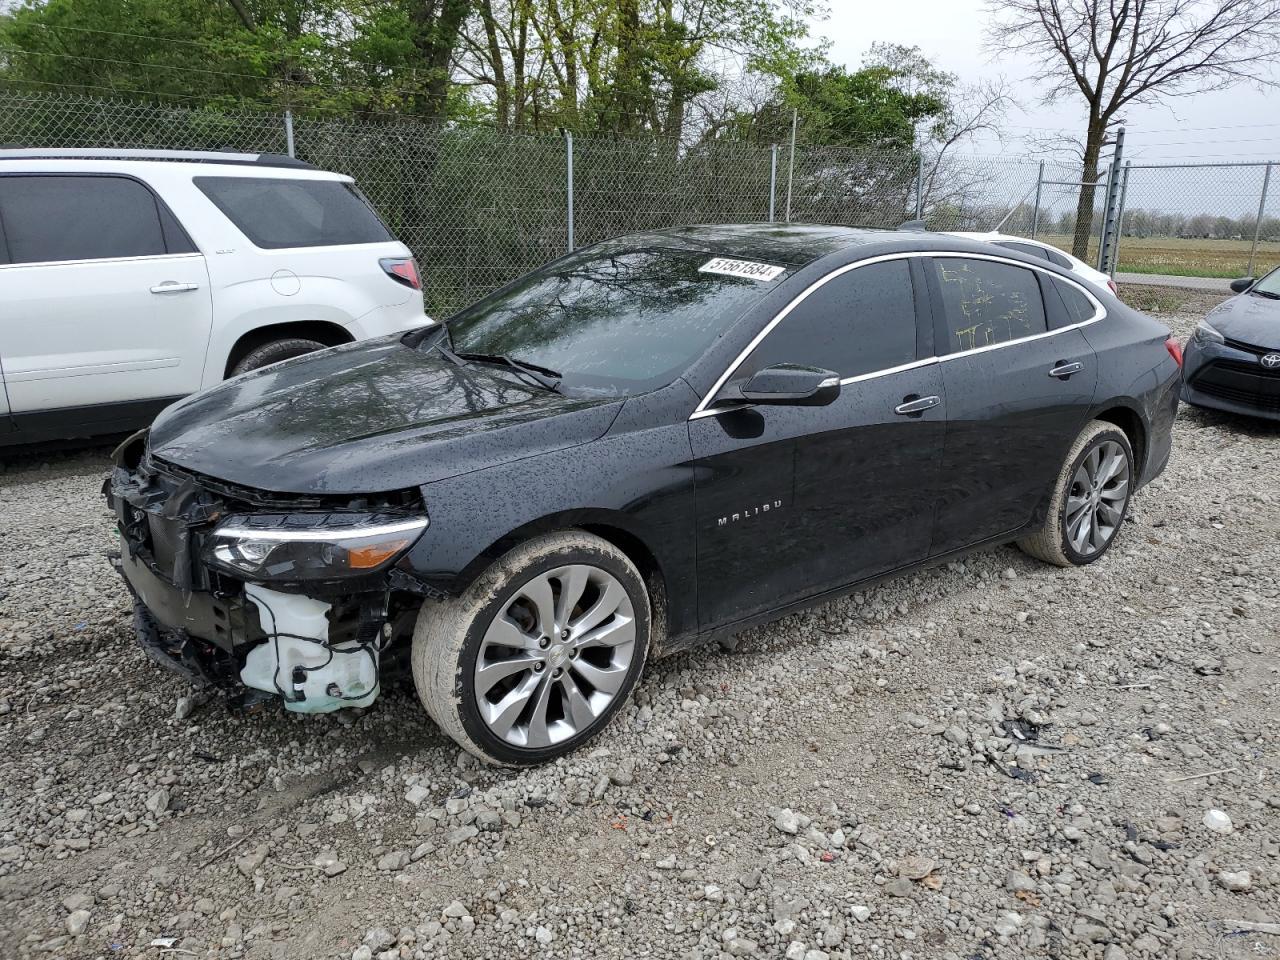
105, 224, 1182, 711
148, 334, 624, 493
1182, 281, 1280, 421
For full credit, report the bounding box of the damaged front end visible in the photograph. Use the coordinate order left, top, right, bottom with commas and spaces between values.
104, 430, 431, 713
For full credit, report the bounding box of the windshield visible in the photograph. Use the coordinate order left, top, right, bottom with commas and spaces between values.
441, 243, 788, 396
1252, 267, 1280, 298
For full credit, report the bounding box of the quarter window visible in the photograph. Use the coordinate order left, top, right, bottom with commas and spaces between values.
0, 175, 168, 264
195, 176, 393, 249
996, 241, 1050, 262
930, 258, 1047, 353
1050, 277, 1097, 325
738, 259, 917, 380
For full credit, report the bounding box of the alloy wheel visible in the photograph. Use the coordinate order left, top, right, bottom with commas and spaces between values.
1064, 439, 1130, 557
473, 564, 636, 748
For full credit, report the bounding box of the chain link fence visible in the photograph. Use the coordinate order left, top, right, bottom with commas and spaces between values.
1116, 161, 1278, 280
6, 89, 1274, 313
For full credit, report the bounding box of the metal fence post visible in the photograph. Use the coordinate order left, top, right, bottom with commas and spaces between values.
1031, 160, 1045, 239
785, 108, 797, 223
768, 144, 778, 222
1248, 162, 1272, 277
565, 131, 575, 253
284, 109, 295, 158
915, 153, 924, 221
1097, 126, 1126, 273
1111, 161, 1131, 278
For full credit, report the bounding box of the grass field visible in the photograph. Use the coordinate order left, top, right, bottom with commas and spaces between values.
1037, 233, 1280, 279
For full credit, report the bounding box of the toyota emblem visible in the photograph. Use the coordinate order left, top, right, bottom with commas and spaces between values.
1263, 353, 1280, 368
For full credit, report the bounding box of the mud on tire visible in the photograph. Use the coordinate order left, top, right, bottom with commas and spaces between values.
411, 530, 651, 766
1017, 419, 1135, 567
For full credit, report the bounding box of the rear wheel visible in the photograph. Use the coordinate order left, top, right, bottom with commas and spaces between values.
1017, 420, 1134, 567
229, 337, 328, 377
412, 531, 650, 765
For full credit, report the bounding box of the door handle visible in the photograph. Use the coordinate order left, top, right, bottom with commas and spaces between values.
150, 281, 199, 294
1049, 360, 1083, 379
894, 394, 941, 416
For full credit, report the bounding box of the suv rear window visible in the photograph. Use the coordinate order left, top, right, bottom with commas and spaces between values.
195, 176, 393, 249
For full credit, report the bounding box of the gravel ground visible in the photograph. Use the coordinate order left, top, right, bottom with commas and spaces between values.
1, 299, 1278, 960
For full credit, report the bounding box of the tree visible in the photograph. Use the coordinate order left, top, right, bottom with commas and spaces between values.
986, 0, 1280, 259
453, 0, 819, 138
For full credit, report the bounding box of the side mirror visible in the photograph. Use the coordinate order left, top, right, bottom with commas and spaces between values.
734, 364, 841, 406
1230, 277, 1255, 294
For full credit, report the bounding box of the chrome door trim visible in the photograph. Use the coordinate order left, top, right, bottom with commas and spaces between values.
0, 252, 204, 270
689, 249, 1106, 421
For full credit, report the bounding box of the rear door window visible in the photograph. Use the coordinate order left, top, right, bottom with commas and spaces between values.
738, 259, 918, 380
929, 257, 1047, 353
195, 176, 393, 249
0, 175, 168, 264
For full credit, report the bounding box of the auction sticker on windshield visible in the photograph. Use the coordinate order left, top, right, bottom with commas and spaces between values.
698, 257, 786, 282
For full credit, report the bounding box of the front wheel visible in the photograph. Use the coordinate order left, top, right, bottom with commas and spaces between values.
1017, 420, 1134, 567
411, 531, 651, 765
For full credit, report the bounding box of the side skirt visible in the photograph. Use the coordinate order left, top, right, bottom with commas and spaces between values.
661, 526, 1038, 657
1, 396, 182, 448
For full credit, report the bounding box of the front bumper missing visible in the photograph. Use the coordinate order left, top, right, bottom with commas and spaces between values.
110, 553, 247, 690
105, 452, 414, 713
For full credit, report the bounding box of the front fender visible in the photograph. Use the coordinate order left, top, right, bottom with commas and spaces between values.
400, 419, 699, 643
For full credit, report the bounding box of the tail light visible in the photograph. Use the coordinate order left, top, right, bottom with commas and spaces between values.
1107, 278, 1118, 295
1165, 337, 1183, 369
380, 257, 421, 290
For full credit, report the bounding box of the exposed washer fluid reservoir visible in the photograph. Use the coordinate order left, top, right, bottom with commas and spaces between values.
240, 585, 379, 713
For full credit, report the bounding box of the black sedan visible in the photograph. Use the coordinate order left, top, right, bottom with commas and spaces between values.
105, 224, 1181, 764
1182, 267, 1280, 420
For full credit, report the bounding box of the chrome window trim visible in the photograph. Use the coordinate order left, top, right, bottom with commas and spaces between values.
689, 249, 1106, 421
0, 252, 204, 270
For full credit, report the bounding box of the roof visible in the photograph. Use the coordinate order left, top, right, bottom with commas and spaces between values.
0, 148, 316, 170
594, 222, 896, 267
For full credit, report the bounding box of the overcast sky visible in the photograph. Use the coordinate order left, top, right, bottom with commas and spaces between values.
819, 0, 1280, 167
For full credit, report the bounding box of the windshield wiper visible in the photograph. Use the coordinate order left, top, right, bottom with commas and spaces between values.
433, 339, 466, 366
1251, 289, 1280, 300
454, 352, 562, 392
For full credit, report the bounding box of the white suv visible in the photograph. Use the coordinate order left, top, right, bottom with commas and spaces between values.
0, 148, 430, 445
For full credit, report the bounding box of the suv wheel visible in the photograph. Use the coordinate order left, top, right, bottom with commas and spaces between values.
229, 337, 328, 377
412, 531, 651, 765
1017, 420, 1134, 567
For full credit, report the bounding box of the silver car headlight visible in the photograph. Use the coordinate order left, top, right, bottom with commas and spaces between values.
1192, 321, 1225, 345
204, 513, 428, 581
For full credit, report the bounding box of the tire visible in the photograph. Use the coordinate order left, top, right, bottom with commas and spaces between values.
229, 338, 328, 377
411, 531, 651, 766
1017, 420, 1135, 567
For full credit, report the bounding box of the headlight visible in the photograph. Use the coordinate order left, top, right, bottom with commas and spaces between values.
204, 513, 428, 581
1193, 321, 1224, 345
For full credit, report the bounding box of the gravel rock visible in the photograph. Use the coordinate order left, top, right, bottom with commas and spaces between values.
1203, 809, 1234, 834
1218, 870, 1252, 892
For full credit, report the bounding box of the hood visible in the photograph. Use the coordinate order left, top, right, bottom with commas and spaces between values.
149, 336, 622, 494
1206, 293, 1280, 350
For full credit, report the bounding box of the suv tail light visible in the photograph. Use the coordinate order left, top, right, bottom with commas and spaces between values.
1107, 278, 1118, 295
380, 257, 421, 290
1165, 336, 1183, 369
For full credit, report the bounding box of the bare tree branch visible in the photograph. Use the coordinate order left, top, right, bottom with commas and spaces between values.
986, 0, 1280, 256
